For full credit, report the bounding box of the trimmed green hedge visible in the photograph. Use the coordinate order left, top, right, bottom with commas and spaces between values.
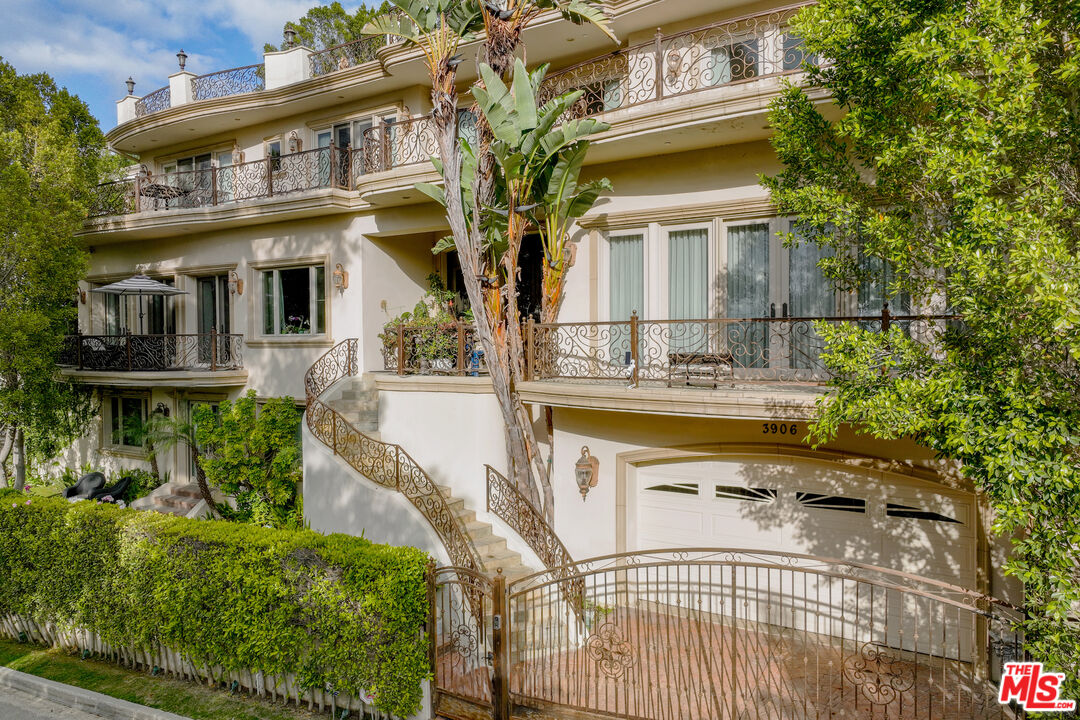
0, 490, 429, 717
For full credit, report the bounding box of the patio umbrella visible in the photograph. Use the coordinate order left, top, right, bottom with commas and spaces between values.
90, 274, 188, 334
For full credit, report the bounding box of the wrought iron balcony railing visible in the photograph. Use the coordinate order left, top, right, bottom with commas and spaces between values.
382, 309, 958, 386
191, 64, 265, 101
88, 145, 357, 217
134, 85, 171, 117
308, 34, 395, 77
59, 332, 243, 372
529, 311, 954, 386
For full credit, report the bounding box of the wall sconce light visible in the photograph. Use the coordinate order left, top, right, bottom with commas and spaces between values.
574, 446, 599, 501
288, 130, 302, 153
154, 402, 170, 418
125, 77, 136, 95
333, 263, 349, 292
284, 28, 297, 48
176, 49, 188, 71
228, 270, 244, 296
79, 289, 87, 304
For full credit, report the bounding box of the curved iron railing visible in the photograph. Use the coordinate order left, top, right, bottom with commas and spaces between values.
503, 548, 1023, 720
309, 34, 393, 77
191, 63, 265, 101
304, 339, 483, 580
134, 85, 171, 117
88, 179, 138, 217
58, 333, 243, 372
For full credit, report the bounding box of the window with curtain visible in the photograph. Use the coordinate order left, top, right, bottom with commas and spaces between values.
726, 223, 770, 367
858, 253, 910, 317
669, 228, 709, 353
708, 39, 760, 86
261, 266, 326, 335
609, 233, 644, 364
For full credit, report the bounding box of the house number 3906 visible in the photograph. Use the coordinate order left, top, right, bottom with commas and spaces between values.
763, 422, 798, 435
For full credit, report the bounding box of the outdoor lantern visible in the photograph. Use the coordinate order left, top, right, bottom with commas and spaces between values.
154, 402, 170, 418
228, 270, 244, 296
284, 28, 297, 48
176, 49, 188, 71
125, 77, 135, 95
333, 263, 349, 292
574, 446, 599, 500
288, 130, 302, 153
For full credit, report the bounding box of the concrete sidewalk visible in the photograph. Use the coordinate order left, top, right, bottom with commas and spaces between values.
0, 667, 193, 720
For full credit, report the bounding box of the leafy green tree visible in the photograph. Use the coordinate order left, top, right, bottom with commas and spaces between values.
265, 2, 393, 52
365, 0, 614, 522
0, 58, 108, 489
763, 0, 1080, 687
192, 391, 304, 529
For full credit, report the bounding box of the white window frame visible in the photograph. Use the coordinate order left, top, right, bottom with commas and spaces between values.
260, 264, 327, 337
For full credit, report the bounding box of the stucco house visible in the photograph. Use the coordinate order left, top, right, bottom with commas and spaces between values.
63, 1, 1022, 717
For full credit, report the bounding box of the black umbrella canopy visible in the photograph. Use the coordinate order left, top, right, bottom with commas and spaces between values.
90, 274, 187, 297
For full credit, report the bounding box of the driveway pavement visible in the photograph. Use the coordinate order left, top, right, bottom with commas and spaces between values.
0, 686, 106, 720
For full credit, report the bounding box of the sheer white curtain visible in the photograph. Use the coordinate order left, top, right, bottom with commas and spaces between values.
788, 222, 834, 369
609, 234, 644, 364
669, 228, 709, 353
726, 223, 769, 367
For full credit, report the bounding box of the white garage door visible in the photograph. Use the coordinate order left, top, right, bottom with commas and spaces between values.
635, 454, 976, 588
635, 455, 978, 658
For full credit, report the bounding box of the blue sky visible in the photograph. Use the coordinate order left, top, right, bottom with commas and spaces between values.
1, 0, 368, 132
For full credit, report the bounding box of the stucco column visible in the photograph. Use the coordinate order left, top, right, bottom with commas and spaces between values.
116, 95, 140, 125
169, 71, 196, 105
265, 46, 314, 89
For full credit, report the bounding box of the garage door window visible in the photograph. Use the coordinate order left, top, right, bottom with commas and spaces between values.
715, 486, 777, 503
886, 502, 960, 523
795, 492, 866, 513
644, 482, 699, 495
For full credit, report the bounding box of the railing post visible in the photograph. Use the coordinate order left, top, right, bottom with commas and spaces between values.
491, 570, 511, 720
397, 324, 405, 376
210, 327, 218, 371
329, 143, 338, 188
456, 322, 465, 374
332, 412, 338, 455
266, 157, 274, 197
394, 446, 401, 490
76, 331, 83, 370
525, 318, 535, 381
425, 560, 438, 691
126, 333, 132, 372
211, 166, 218, 206
881, 301, 891, 332
134, 175, 142, 213
630, 311, 640, 388
654, 28, 665, 101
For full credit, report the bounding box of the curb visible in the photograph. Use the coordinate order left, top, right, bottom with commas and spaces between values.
0, 666, 193, 720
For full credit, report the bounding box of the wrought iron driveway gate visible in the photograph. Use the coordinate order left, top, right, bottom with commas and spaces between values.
429, 550, 1024, 720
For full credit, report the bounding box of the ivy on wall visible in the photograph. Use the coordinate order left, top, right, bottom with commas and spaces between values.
0, 491, 429, 717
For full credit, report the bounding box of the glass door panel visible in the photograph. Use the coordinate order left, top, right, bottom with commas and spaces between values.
609, 234, 644, 366
668, 228, 709, 355
726, 223, 770, 367
788, 222, 834, 370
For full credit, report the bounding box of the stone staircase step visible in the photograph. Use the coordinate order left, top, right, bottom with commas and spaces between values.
153, 494, 199, 510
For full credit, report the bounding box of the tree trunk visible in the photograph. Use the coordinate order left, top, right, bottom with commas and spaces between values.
12, 428, 25, 492
191, 448, 220, 515
147, 440, 160, 482
0, 426, 13, 488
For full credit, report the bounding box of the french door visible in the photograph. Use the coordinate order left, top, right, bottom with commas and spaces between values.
197, 275, 231, 364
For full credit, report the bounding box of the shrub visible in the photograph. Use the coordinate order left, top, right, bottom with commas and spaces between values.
0, 491, 429, 717
117, 468, 163, 501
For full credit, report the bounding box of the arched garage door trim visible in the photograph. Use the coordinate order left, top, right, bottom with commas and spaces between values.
613, 442, 989, 594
